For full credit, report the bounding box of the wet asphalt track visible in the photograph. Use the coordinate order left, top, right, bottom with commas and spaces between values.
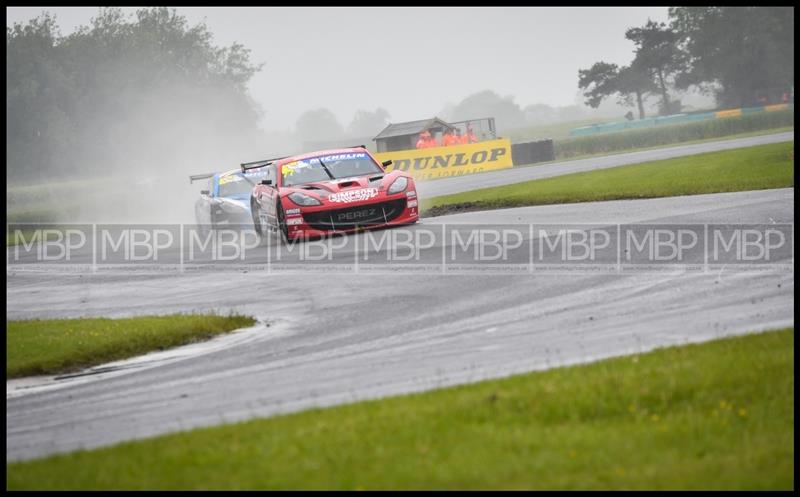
6, 185, 794, 462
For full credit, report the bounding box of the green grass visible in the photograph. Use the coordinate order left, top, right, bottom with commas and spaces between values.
7, 328, 793, 490
421, 141, 794, 216
553, 109, 793, 160
6, 314, 257, 378
6, 176, 115, 224
6, 205, 82, 224
6, 176, 116, 206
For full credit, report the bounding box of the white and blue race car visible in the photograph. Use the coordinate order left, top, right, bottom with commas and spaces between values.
189, 168, 269, 228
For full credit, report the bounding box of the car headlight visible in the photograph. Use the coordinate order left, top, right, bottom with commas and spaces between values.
387, 176, 408, 195
288, 192, 322, 206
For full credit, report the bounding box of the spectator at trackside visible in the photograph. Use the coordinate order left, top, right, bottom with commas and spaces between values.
418, 130, 438, 148
418, 130, 441, 148
464, 124, 478, 144
442, 129, 458, 147
416, 131, 429, 149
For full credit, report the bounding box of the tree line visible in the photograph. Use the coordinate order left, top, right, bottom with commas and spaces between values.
578, 7, 794, 119
7, 7, 264, 183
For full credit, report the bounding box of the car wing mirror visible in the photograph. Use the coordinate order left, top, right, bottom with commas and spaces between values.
381, 160, 393, 168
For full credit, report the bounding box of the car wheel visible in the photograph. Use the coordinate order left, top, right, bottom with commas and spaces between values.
201, 212, 214, 236
195, 205, 211, 236
251, 197, 268, 242
276, 201, 290, 244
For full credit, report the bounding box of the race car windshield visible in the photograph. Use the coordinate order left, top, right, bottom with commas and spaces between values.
282, 152, 382, 187
218, 174, 258, 197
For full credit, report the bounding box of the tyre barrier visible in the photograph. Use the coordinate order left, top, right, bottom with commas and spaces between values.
511, 139, 555, 166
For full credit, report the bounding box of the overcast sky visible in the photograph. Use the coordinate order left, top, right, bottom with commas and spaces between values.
7, 6, 670, 132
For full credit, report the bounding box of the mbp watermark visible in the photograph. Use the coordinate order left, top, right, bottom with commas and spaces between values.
533, 225, 618, 273
354, 224, 442, 273
7, 222, 793, 274
444, 225, 529, 274
98, 225, 180, 264
9, 225, 90, 263
620, 224, 705, 272
183, 225, 262, 263
707, 224, 793, 270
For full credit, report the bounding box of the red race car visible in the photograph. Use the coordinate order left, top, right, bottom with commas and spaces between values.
242, 146, 419, 241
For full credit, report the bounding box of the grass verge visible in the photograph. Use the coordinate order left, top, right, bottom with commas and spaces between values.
7, 328, 793, 490
6, 313, 257, 378
421, 141, 794, 217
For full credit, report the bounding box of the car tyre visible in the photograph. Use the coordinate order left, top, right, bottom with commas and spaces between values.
251, 197, 269, 244
276, 201, 290, 244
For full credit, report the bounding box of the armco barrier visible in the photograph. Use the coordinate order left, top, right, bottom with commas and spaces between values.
570, 104, 793, 137
765, 104, 790, 112
741, 106, 764, 115
714, 108, 742, 119
685, 111, 716, 122
375, 138, 513, 181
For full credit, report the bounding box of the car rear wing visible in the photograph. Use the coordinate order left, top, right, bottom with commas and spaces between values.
240, 156, 289, 173
189, 173, 215, 184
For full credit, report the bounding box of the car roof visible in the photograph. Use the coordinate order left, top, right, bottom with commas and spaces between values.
276, 147, 371, 166
217, 167, 268, 181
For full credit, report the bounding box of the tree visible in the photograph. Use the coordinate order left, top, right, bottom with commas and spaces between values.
625, 20, 685, 114
347, 108, 390, 137
578, 62, 619, 108
6, 7, 265, 183
295, 108, 344, 143
6, 13, 73, 181
578, 61, 655, 119
669, 7, 794, 108
615, 62, 659, 119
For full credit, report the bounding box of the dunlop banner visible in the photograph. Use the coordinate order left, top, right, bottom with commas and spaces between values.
375, 138, 513, 181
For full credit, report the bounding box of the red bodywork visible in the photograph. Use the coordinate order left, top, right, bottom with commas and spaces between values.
250, 147, 419, 240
